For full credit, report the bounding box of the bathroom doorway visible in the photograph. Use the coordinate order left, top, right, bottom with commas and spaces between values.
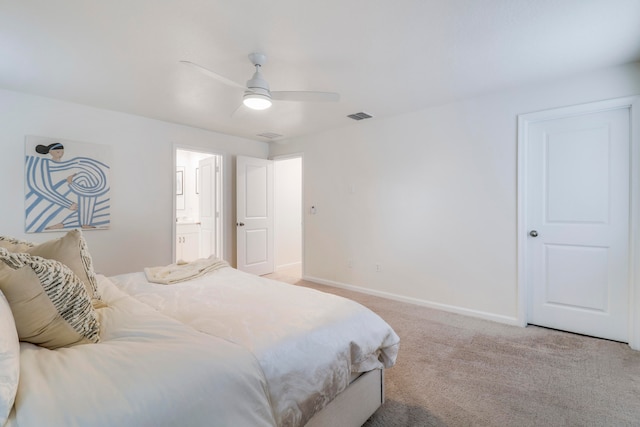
175, 148, 223, 263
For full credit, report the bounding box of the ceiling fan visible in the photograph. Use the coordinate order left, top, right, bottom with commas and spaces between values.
180, 53, 340, 111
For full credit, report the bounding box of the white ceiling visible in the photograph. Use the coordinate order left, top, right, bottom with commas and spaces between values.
1, 0, 639, 143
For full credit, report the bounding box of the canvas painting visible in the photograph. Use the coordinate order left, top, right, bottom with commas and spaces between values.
25, 135, 111, 232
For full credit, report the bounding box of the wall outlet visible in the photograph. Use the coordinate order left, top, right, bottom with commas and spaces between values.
375, 263, 382, 272
347, 259, 353, 269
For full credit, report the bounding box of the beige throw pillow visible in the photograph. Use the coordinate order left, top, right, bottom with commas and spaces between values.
0, 230, 101, 301
0, 236, 34, 253
0, 248, 100, 349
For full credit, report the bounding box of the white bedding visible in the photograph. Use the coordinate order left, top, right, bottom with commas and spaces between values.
110, 267, 400, 427
6, 276, 277, 427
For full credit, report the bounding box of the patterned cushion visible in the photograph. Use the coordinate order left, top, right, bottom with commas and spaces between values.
0, 290, 19, 426
0, 236, 34, 253
0, 230, 101, 302
0, 248, 100, 349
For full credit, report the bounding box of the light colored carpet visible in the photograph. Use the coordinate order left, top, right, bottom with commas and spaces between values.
266, 270, 640, 426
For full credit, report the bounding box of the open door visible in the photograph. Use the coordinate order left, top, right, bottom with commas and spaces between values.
517, 96, 640, 348
175, 148, 223, 263
199, 155, 222, 259
236, 156, 274, 275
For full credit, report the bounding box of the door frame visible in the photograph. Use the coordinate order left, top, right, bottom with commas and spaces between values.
517, 96, 640, 350
173, 144, 225, 263
272, 153, 304, 277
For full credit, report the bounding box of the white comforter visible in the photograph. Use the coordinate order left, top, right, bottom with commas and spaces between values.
110, 267, 400, 427
6, 276, 277, 427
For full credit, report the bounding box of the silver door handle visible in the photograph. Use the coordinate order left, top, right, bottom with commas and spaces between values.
529, 230, 538, 237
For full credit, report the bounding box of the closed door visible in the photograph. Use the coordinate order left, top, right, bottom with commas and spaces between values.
526, 106, 630, 342
236, 156, 274, 275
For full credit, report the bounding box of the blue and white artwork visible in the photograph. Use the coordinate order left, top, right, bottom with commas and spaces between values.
25, 135, 111, 233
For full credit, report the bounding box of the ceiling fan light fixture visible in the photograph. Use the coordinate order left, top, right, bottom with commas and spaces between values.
182, 53, 339, 113
243, 93, 272, 110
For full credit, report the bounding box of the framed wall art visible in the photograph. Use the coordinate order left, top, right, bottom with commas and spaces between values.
25, 135, 111, 233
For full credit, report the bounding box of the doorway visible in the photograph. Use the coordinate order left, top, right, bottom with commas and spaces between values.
274, 155, 303, 277
175, 148, 223, 263
517, 96, 640, 348
235, 154, 302, 277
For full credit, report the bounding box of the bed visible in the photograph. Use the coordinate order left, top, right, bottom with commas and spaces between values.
0, 230, 399, 427
110, 262, 399, 426
2, 275, 277, 427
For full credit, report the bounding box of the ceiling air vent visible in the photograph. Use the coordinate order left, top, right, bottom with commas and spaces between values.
347, 112, 373, 121
257, 132, 283, 140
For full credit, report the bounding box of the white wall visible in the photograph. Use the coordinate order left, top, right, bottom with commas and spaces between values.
269, 62, 640, 323
0, 89, 268, 275
274, 157, 302, 270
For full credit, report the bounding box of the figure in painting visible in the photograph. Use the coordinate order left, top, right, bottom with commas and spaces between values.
25, 142, 110, 232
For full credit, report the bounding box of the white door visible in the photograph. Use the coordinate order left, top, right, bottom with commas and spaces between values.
525, 106, 630, 342
199, 156, 222, 259
237, 156, 274, 275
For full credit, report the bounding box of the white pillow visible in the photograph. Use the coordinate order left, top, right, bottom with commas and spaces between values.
0, 289, 19, 426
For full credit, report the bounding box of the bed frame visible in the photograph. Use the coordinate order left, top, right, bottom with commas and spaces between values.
305, 369, 384, 427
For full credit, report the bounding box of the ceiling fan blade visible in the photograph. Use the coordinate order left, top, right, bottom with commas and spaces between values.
271, 91, 340, 103
180, 60, 246, 90
231, 103, 248, 118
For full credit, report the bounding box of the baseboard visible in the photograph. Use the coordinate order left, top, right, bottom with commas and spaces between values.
275, 262, 302, 271
303, 275, 520, 327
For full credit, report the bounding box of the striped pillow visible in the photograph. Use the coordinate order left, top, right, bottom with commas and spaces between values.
0, 230, 101, 302
0, 248, 100, 349
26, 230, 101, 302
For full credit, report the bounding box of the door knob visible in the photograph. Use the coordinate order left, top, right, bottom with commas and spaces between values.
237, 222, 245, 227
529, 230, 538, 237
